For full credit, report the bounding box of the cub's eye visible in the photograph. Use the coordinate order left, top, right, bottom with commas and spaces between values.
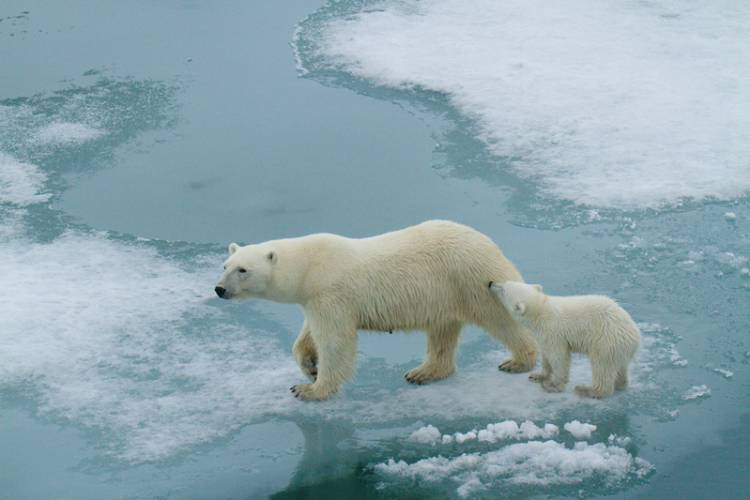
238, 268, 247, 273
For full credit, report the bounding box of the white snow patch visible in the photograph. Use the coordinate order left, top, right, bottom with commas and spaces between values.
477, 420, 559, 443
0, 226, 299, 462
311, 0, 750, 208
682, 385, 711, 400
409, 425, 442, 444
413, 420, 560, 446
34, 122, 104, 145
564, 420, 597, 440
0, 152, 50, 206
724, 212, 737, 221
669, 347, 688, 367
376, 440, 652, 496
712, 368, 734, 379
608, 434, 632, 447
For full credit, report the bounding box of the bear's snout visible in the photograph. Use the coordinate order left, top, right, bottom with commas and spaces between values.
215, 286, 227, 298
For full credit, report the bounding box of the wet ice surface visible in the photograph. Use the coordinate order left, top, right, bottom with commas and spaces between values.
1, 1, 750, 498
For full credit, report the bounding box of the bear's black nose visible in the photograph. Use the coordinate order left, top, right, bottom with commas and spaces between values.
215, 286, 226, 298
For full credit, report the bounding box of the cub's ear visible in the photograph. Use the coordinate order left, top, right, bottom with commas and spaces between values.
514, 302, 527, 316
267, 251, 277, 263
228, 242, 240, 255
532, 284, 544, 293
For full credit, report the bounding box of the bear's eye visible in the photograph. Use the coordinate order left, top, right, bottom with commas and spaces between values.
238, 268, 247, 273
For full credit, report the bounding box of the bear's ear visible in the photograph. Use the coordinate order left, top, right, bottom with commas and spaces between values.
228, 242, 240, 255
532, 284, 543, 293
267, 251, 277, 263
514, 302, 527, 316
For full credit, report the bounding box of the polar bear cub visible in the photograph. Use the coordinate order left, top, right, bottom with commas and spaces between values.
490, 281, 640, 398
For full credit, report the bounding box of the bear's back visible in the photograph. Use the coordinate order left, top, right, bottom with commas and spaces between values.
311, 220, 522, 330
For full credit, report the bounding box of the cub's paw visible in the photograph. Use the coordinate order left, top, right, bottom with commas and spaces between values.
528, 371, 548, 383
290, 383, 330, 401
404, 365, 453, 385
498, 358, 534, 373
542, 379, 565, 393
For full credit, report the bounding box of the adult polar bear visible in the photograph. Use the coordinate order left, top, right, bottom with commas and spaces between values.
214, 220, 537, 401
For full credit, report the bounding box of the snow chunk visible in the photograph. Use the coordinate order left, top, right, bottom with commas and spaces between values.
608, 434, 632, 447
0, 152, 50, 206
35, 122, 104, 145
409, 425, 442, 444
683, 385, 711, 400
376, 440, 653, 496
669, 347, 688, 367
564, 420, 597, 439
713, 368, 734, 379
724, 212, 737, 221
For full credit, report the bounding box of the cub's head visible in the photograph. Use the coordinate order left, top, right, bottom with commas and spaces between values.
214, 242, 277, 300
489, 281, 545, 320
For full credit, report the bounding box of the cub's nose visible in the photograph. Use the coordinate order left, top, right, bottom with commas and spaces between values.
214, 286, 226, 298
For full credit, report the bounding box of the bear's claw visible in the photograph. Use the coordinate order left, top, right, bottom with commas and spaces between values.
290, 383, 331, 401
498, 358, 533, 373
404, 365, 454, 385
528, 371, 548, 383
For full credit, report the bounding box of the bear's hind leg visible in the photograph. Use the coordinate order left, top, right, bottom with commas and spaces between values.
291, 314, 357, 401
575, 357, 617, 399
293, 320, 318, 382
478, 308, 537, 373
405, 322, 461, 385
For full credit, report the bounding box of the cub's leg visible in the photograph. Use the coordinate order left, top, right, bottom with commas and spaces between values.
478, 306, 537, 373
291, 312, 357, 401
529, 356, 552, 383
293, 319, 318, 381
575, 357, 617, 399
405, 321, 461, 385
541, 343, 570, 393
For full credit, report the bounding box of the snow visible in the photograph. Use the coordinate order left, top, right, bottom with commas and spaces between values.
712, 368, 734, 379
409, 425, 442, 444
376, 440, 653, 497
682, 385, 711, 400
34, 122, 104, 145
564, 420, 597, 440
0, 152, 50, 206
307, 0, 750, 209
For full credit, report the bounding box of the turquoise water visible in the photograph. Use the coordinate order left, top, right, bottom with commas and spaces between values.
1, 1, 748, 498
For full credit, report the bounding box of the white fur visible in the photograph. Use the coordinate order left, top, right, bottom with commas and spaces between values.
491, 281, 640, 399
216, 220, 537, 400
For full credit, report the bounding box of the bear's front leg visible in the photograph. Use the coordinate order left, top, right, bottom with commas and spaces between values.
291, 313, 357, 401
540, 343, 570, 393
528, 356, 552, 383
293, 320, 318, 381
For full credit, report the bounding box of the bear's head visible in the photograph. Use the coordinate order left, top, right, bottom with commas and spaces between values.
214, 242, 277, 300
490, 281, 545, 321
